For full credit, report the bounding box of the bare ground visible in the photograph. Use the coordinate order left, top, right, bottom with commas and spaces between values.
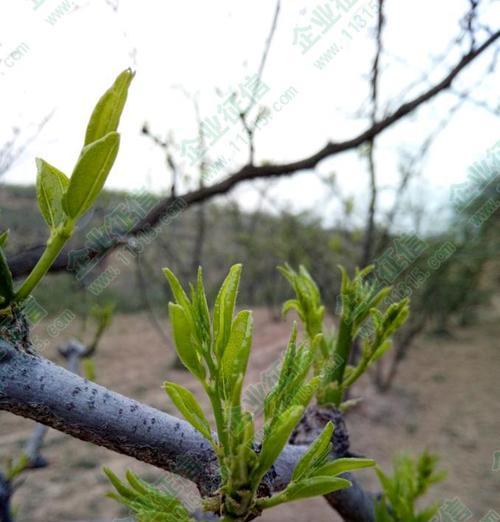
1, 308, 499, 521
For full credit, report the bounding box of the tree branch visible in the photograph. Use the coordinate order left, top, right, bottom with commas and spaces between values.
360, 0, 385, 268
7, 29, 499, 279
0, 341, 376, 521
0, 339, 94, 521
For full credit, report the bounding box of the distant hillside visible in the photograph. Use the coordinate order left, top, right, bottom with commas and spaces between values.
0, 183, 352, 316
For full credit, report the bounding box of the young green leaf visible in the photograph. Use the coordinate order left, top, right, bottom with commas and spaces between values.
313, 457, 375, 478
63, 131, 120, 219
380, 300, 410, 339
264, 324, 302, 420
292, 422, 333, 482
265, 328, 317, 421
163, 382, 212, 442
163, 268, 193, 316
104, 468, 193, 522
35, 158, 69, 230
84, 68, 135, 146
255, 405, 305, 484
374, 452, 445, 522
124, 469, 150, 496
221, 310, 253, 397
189, 267, 211, 346
195, 267, 211, 327
285, 476, 352, 501
213, 264, 242, 358
282, 298, 304, 320
278, 264, 324, 340
168, 303, 205, 379
290, 375, 321, 410
103, 467, 139, 501
124, 470, 192, 519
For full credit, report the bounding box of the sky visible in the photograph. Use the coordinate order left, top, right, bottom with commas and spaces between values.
0, 0, 499, 232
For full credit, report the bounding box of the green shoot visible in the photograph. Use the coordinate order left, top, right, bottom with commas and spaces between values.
106, 265, 375, 521
279, 264, 409, 407
12, 69, 134, 304
4, 453, 29, 482
375, 451, 446, 522
104, 468, 195, 522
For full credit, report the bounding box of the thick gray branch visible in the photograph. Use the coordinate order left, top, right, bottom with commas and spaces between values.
22, 340, 86, 469
0, 341, 375, 521
0, 340, 219, 494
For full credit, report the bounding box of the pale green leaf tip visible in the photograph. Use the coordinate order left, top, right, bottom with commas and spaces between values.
167, 301, 176, 311
102, 466, 115, 479
122, 67, 135, 79
230, 263, 243, 275
162, 267, 178, 287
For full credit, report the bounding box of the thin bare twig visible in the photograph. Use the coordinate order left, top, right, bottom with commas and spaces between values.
360, 0, 385, 268
239, 0, 281, 164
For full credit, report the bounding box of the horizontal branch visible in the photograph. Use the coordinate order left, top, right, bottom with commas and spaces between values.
22, 340, 86, 469
0, 339, 109, 522
7, 30, 499, 280
0, 340, 220, 494
0, 340, 375, 521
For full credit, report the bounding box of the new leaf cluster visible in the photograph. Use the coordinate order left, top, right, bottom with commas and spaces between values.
108, 265, 374, 521
279, 264, 409, 407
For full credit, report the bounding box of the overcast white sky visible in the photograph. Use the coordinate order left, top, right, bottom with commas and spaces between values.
0, 0, 499, 231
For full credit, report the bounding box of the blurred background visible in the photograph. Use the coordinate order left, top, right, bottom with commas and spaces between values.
0, 0, 499, 520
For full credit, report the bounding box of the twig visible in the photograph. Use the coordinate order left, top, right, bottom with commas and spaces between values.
360, 0, 385, 268
7, 29, 500, 279
239, 0, 281, 164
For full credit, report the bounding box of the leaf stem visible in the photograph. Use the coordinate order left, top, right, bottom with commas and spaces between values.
206, 383, 228, 454
15, 225, 73, 302
256, 491, 288, 510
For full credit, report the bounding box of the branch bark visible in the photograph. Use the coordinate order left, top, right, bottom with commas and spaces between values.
7, 29, 500, 279
23, 340, 87, 466
0, 473, 13, 522
0, 340, 375, 521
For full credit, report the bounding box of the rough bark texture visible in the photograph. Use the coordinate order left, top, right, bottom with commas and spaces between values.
0, 339, 92, 521
290, 405, 350, 457
0, 340, 220, 495
0, 341, 377, 520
